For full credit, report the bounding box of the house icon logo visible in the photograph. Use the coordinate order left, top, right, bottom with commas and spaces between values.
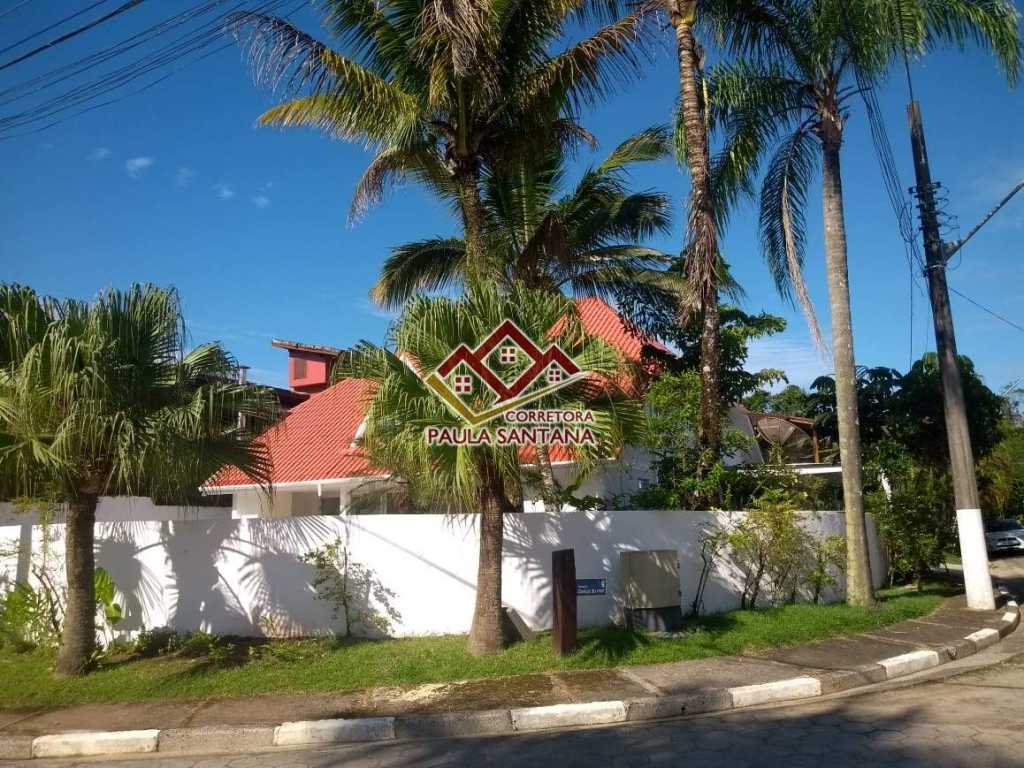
423, 320, 587, 427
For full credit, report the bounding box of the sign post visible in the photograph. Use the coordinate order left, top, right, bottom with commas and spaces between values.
552, 548, 577, 656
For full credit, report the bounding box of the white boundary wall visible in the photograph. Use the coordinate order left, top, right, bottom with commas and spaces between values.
0, 510, 886, 639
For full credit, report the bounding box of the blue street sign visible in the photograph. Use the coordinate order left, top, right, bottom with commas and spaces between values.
576, 578, 606, 596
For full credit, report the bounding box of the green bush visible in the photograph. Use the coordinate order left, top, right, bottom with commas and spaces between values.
0, 582, 60, 651
866, 442, 955, 588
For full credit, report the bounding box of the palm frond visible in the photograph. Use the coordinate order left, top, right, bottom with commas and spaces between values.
758, 123, 825, 351
371, 238, 468, 309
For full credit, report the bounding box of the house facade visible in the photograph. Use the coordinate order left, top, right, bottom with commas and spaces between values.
204, 298, 677, 516
203, 297, 837, 517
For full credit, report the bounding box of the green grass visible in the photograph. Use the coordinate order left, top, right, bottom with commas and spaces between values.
0, 584, 950, 710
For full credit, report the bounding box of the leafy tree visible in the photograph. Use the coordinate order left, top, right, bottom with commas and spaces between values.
866, 441, 955, 589
809, 366, 903, 448
338, 285, 642, 655
665, 305, 786, 406
745, 384, 813, 417
810, 355, 1003, 467
892, 353, 1004, 466
709, 0, 1020, 607
979, 421, 1024, 519
637, 370, 756, 510
231, 0, 648, 290
0, 285, 277, 675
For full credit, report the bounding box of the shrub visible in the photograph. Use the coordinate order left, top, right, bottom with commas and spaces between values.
302, 538, 400, 638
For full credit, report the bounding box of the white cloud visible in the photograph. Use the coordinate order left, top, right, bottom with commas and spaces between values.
89, 147, 111, 161
214, 183, 235, 200
125, 156, 153, 178
251, 194, 271, 208
175, 167, 197, 187
746, 335, 831, 391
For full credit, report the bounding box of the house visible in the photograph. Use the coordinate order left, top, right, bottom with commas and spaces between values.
203, 298, 841, 517
204, 298, 673, 516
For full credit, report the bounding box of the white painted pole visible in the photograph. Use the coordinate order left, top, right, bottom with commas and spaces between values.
956, 508, 995, 610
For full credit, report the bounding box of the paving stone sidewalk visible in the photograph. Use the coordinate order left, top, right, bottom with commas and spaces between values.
0, 594, 1013, 742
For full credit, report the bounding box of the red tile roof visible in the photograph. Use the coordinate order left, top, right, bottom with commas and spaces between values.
572, 297, 672, 361
206, 378, 386, 488
210, 298, 666, 487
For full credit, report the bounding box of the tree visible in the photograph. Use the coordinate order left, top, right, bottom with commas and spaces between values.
665, 305, 786, 406
371, 127, 679, 315
809, 366, 903, 448
809, 355, 1003, 465
231, 0, 649, 290
0, 284, 277, 675
745, 384, 813, 417
339, 285, 642, 655
893, 353, 1004, 466
374, 127, 678, 507
708, 0, 1019, 607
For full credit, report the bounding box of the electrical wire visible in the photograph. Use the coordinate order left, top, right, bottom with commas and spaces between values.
0, 1, 112, 58
0, 0, 148, 73
948, 286, 1024, 335
0, 1, 32, 21
0, 0, 306, 137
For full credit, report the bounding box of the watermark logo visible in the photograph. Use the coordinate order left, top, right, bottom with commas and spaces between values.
422, 319, 596, 447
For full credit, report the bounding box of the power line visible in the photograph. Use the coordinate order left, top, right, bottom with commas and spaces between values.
948, 286, 1024, 335
0, 0, 148, 74
0, 1, 32, 22
0, 0, 306, 138
0, 1, 112, 58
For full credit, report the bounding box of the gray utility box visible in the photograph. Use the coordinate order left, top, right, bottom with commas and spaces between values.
620, 549, 684, 631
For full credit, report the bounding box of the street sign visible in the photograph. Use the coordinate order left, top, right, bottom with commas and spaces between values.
576, 578, 606, 596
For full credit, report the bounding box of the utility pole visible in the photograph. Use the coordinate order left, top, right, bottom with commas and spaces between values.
906, 101, 995, 610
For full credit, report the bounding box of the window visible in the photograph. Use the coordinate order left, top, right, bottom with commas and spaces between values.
454, 374, 473, 394
547, 367, 565, 384
293, 357, 308, 379
499, 346, 517, 364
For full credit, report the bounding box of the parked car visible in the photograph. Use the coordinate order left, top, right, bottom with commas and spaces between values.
983, 519, 1024, 556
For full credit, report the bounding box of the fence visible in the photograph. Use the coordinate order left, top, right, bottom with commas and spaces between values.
0, 509, 886, 639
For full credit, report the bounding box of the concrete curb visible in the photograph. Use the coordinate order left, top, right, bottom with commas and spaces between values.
2, 600, 1019, 760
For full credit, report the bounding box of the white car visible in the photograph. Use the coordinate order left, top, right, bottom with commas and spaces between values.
984, 519, 1024, 556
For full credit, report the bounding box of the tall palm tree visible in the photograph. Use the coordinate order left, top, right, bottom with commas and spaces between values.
231, 0, 650, 290
0, 284, 278, 675
370, 126, 678, 313
371, 126, 677, 505
339, 285, 642, 655
709, 0, 1020, 606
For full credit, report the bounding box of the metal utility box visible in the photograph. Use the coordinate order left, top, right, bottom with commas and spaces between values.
620, 549, 684, 631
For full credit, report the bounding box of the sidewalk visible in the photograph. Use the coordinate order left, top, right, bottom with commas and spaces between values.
0, 593, 1019, 760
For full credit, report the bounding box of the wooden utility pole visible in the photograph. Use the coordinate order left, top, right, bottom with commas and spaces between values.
907, 101, 995, 610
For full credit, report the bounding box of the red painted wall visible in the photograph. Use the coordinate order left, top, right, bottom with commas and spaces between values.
289, 350, 333, 393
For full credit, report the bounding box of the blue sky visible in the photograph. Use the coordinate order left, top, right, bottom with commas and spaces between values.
1, 2, 1022, 393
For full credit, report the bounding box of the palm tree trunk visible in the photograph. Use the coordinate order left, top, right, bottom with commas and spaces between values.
820, 131, 875, 608
467, 457, 513, 656
455, 160, 487, 293
55, 494, 98, 676
670, 1, 722, 467
534, 444, 561, 511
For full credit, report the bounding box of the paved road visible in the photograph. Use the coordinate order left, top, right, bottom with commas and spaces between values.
19, 557, 1024, 768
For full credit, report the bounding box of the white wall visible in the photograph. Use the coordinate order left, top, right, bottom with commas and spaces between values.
0, 497, 229, 526
0, 509, 886, 640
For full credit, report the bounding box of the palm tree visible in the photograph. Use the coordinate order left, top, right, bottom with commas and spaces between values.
231, 0, 650, 290
339, 285, 642, 655
372, 126, 677, 506
371, 126, 678, 313
0, 284, 278, 675
709, 0, 1020, 606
